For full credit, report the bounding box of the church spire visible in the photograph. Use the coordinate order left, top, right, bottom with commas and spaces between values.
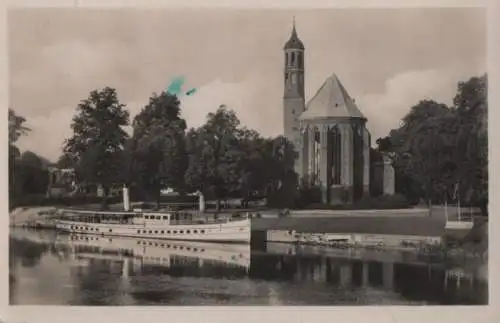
284, 16, 304, 50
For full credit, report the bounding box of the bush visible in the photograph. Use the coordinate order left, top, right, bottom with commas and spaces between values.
294, 185, 322, 208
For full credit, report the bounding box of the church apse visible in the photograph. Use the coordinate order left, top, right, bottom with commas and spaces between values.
297, 74, 371, 204
300, 118, 370, 204
282, 20, 372, 204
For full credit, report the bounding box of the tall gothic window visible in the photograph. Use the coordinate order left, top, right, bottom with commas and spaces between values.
291, 52, 295, 65
298, 53, 302, 68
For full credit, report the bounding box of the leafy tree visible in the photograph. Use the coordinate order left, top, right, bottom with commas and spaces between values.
453, 75, 488, 213
262, 136, 299, 208
56, 153, 77, 169
374, 75, 488, 215
63, 87, 130, 207
128, 92, 187, 205
9, 109, 31, 202
16, 151, 49, 195
184, 105, 243, 210
9, 108, 30, 146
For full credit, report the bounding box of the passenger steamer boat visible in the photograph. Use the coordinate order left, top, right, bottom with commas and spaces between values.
55, 188, 251, 244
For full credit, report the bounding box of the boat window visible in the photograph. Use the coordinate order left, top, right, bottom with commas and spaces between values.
161, 230, 164, 234
156, 216, 161, 220
201, 230, 205, 234
186, 230, 190, 234
145, 215, 149, 220
167, 230, 171, 234
154, 230, 158, 234
137, 230, 140, 234
173, 230, 177, 234
109, 229, 112, 233
179, 230, 184, 234
163, 216, 168, 220
193, 230, 198, 234
149, 230, 152, 234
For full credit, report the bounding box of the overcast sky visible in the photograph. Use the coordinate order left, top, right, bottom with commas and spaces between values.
9, 8, 486, 161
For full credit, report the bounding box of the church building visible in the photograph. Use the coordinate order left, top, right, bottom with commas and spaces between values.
283, 20, 372, 204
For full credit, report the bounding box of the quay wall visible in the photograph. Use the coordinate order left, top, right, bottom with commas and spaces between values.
251, 214, 446, 237
265, 230, 442, 249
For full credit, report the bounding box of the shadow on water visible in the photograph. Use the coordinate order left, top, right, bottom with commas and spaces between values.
9, 228, 487, 305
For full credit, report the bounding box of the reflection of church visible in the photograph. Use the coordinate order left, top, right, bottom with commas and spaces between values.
282, 20, 393, 204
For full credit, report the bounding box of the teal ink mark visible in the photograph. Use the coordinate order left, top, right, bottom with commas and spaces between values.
166, 76, 197, 97
185, 88, 197, 96
166, 76, 185, 96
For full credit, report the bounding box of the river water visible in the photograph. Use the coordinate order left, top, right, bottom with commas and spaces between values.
9, 228, 487, 305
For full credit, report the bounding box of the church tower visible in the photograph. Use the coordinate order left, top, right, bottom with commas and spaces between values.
283, 17, 305, 169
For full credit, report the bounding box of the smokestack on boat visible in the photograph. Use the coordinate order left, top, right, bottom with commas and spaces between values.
197, 190, 205, 213
123, 185, 130, 211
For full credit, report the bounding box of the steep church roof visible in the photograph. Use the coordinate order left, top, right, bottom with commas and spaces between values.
284, 18, 304, 50
300, 73, 366, 121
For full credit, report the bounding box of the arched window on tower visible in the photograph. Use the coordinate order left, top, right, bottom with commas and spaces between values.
291, 52, 295, 65
298, 54, 303, 68
285, 53, 289, 66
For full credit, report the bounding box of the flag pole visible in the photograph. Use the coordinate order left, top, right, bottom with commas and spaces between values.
444, 191, 448, 222
457, 182, 461, 222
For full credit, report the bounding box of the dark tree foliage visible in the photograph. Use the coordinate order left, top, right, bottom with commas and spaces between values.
184, 105, 298, 210
63, 87, 130, 207
127, 92, 188, 205
374, 75, 488, 215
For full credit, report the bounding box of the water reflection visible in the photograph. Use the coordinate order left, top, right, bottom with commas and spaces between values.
9, 228, 487, 305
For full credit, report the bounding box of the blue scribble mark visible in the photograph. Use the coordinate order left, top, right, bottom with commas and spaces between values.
166, 76, 197, 97
166, 76, 185, 95
186, 88, 197, 96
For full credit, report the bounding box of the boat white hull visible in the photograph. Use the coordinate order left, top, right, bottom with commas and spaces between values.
55, 218, 251, 243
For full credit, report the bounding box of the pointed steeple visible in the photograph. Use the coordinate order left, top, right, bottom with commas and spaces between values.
284, 17, 304, 50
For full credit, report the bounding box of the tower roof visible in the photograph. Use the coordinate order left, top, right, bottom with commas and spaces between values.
300, 73, 366, 121
284, 17, 304, 50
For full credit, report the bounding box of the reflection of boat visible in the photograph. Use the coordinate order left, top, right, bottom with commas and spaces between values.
55, 188, 251, 243
54, 233, 251, 270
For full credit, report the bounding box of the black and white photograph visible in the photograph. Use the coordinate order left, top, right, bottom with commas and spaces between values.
7, 6, 488, 308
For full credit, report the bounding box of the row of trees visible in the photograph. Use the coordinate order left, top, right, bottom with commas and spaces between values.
10, 74, 487, 214
60, 88, 297, 209
375, 74, 488, 214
